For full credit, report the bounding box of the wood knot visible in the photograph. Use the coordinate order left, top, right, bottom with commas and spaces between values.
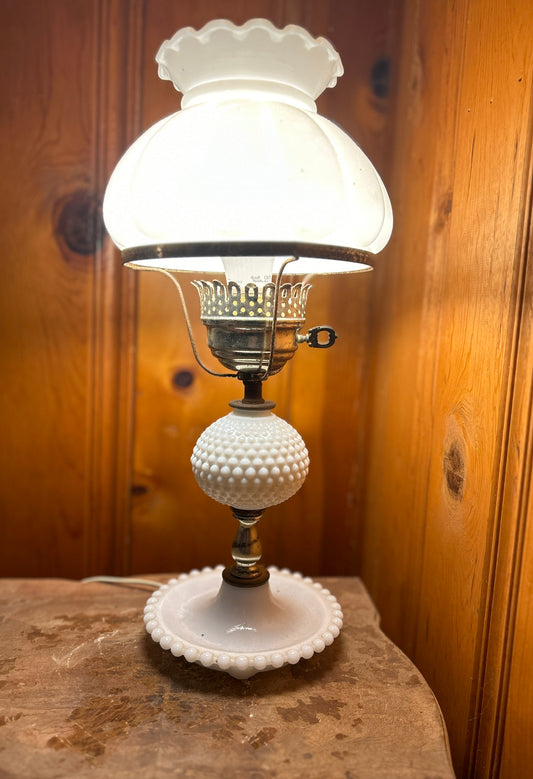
54, 190, 103, 257
370, 57, 390, 99
172, 369, 195, 390
443, 442, 465, 500
130, 484, 149, 497
434, 192, 453, 233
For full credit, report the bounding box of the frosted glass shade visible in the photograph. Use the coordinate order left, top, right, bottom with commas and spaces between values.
103, 19, 393, 274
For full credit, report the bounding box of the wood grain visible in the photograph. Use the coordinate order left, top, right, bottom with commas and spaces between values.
476, 89, 533, 777
360, 0, 533, 775
85, 0, 143, 576
0, 0, 139, 577
0, 2, 99, 575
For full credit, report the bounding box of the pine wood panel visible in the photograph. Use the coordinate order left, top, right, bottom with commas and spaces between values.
0, 0, 137, 577
361, 0, 533, 775
479, 129, 533, 778
129, 0, 398, 577
499, 505, 533, 777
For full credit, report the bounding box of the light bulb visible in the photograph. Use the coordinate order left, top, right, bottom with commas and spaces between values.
222, 256, 275, 288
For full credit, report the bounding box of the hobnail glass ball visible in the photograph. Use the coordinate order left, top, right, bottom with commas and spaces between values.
191, 409, 309, 509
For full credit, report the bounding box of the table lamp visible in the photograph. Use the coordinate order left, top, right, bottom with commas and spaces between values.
103, 18, 392, 679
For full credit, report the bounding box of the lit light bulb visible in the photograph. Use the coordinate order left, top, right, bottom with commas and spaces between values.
221, 256, 275, 288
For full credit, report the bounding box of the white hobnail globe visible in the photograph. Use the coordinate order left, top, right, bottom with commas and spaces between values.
190, 408, 309, 509
103, 19, 392, 274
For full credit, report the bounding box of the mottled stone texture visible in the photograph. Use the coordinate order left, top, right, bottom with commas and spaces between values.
0, 577, 455, 778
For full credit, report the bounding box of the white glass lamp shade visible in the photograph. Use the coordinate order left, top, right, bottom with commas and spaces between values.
103, 19, 392, 274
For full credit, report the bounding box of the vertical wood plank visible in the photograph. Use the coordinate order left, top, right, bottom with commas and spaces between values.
0, 0, 139, 577
84, 0, 144, 575
361, 0, 533, 774
319, 0, 400, 574
498, 497, 533, 778
475, 106, 533, 777
0, 0, 99, 576
362, 0, 470, 656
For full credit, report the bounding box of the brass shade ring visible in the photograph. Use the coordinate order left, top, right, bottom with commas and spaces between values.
122, 241, 373, 268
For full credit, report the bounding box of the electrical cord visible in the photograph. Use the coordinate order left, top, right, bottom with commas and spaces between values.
80, 575, 162, 589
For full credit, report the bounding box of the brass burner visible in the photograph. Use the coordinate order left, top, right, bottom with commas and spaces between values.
192, 280, 311, 375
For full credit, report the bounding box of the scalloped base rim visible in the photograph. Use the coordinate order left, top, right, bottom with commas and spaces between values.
144, 566, 343, 679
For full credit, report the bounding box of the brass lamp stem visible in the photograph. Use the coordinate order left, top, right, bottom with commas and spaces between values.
223, 508, 270, 587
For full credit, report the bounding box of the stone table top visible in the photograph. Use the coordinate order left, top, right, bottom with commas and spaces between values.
0, 576, 455, 778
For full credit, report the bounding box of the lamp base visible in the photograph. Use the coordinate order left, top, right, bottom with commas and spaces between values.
144, 566, 343, 679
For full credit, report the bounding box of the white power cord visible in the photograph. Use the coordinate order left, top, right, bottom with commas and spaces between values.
81, 575, 162, 589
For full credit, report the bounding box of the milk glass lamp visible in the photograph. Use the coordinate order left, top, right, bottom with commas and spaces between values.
104, 18, 392, 679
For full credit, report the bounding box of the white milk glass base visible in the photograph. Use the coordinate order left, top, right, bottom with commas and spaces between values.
144, 567, 344, 679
